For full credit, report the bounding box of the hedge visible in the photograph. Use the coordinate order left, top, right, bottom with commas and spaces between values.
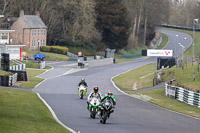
40, 46, 69, 55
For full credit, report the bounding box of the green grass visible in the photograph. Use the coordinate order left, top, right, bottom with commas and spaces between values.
0, 70, 12, 76
21, 60, 40, 69
161, 62, 200, 91
119, 45, 147, 55
0, 88, 70, 133
156, 33, 168, 49
128, 89, 200, 118
113, 63, 157, 91
14, 69, 46, 88
44, 66, 52, 69
23, 50, 69, 61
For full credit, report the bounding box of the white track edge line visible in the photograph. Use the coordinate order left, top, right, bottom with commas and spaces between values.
37, 93, 76, 133
111, 37, 200, 121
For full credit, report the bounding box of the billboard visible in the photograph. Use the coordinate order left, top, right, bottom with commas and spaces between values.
147, 49, 173, 57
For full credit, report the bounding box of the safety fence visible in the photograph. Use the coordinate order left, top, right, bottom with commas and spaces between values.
10, 64, 26, 71
0, 73, 18, 86
10, 60, 26, 71
78, 58, 114, 68
165, 83, 200, 108
160, 24, 200, 31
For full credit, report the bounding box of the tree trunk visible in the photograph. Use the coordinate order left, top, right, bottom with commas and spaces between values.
143, 14, 147, 45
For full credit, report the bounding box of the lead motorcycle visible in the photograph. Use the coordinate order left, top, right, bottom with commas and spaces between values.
78, 84, 87, 99
88, 97, 100, 119
99, 99, 114, 124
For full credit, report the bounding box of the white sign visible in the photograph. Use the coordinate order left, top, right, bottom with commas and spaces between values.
147, 49, 173, 57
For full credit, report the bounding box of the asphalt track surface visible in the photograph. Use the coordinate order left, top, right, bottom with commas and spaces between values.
33, 29, 200, 133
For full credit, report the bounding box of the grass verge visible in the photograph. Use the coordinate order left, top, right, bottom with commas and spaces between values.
0, 88, 70, 133
113, 63, 157, 91
14, 69, 46, 88
156, 33, 168, 49
128, 89, 200, 118
161, 62, 200, 91
160, 27, 200, 58
23, 50, 69, 61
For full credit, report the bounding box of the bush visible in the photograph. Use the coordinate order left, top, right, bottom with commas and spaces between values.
40, 46, 51, 52
40, 46, 68, 55
50, 46, 68, 54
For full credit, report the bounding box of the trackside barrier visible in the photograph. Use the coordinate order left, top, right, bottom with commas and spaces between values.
165, 83, 200, 108
10, 64, 26, 71
0, 73, 18, 86
9, 73, 18, 86
78, 58, 113, 68
10, 60, 26, 71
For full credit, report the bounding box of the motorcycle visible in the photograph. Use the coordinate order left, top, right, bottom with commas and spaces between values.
88, 97, 100, 119
99, 99, 114, 124
78, 84, 87, 99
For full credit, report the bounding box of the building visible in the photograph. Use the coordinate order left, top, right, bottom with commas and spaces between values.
11, 10, 47, 50
0, 16, 25, 60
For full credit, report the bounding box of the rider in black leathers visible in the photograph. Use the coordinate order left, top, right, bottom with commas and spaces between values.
78, 78, 88, 87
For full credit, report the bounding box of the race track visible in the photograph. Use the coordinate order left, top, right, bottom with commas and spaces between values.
33, 29, 200, 133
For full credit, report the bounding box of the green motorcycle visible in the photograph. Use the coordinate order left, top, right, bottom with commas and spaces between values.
78, 84, 87, 99
99, 99, 114, 124
88, 97, 100, 119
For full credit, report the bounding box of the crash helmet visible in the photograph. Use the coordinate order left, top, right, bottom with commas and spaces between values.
93, 86, 99, 93
107, 90, 113, 97
81, 78, 85, 82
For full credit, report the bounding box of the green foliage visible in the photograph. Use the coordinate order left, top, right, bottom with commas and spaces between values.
40, 46, 69, 55
50, 46, 68, 54
68, 46, 96, 56
119, 45, 147, 55
40, 46, 51, 52
95, 0, 131, 50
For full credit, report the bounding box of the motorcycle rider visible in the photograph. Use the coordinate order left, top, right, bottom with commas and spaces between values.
78, 78, 88, 88
98, 90, 116, 117
87, 86, 102, 109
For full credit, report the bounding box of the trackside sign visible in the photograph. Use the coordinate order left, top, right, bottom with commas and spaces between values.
147, 49, 173, 57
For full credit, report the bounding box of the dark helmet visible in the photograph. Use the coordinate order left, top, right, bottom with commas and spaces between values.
107, 90, 113, 97
93, 86, 99, 93
81, 78, 85, 82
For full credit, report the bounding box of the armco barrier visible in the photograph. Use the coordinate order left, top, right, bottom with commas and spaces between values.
160, 24, 200, 31
165, 83, 200, 108
10, 63, 26, 71
79, 58, 113, 68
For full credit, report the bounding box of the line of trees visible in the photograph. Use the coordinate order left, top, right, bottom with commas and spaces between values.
169, 0, 200, 27
0, 0, 170, 52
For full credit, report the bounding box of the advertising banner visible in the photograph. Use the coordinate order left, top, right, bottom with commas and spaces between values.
147, 49, 173, 57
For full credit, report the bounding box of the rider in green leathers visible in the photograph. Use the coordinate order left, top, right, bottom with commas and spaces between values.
98, 90, 116, 117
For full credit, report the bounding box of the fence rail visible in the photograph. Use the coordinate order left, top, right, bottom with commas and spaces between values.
165, 83, 200, 108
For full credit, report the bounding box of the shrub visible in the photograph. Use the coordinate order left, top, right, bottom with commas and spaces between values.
40, 46, 68, 55
40, 46, 51, 52
50, 46, 68, 54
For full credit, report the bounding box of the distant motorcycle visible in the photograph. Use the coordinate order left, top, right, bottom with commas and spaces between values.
78, 84, 87, 99
88, 97, 100, 119
99, 99, 114, 124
